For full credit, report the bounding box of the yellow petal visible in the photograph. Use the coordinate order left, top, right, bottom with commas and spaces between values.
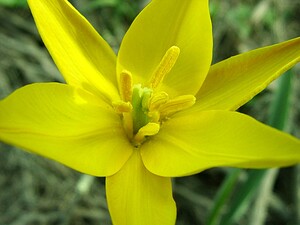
141, 110, 300, 177
196, 37, 300, 111
0, 83, 132, 176
117, 0, 212, 96
106, 150, 176, 225
28, 0, 120, 102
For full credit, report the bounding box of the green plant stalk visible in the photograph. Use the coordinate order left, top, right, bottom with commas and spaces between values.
249, 168, 279, 225
206, 168, 241, 225
268, 71, 292, 130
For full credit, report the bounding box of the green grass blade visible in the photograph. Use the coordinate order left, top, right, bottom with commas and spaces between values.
206, 168, 241, 225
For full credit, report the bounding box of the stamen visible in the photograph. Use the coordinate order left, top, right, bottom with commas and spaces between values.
112, 101, 132, 113
149, 46, 180, 89
123, 112, 133, 139
133, 122, 160, 145
147, 111, 160, 123
149, 91, 169, 111
119, 70, 133, 102
159, 95, 196, 118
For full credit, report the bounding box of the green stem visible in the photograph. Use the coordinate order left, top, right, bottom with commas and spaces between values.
206, 168, 241, 225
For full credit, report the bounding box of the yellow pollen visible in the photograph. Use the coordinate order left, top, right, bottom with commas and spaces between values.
133, 122, 160, 146
159, 95, 196, 118
119, 70, 133, 102
149, 46, 180, 89
112, 101, 132, 113
148, 91, 169, 111
147, 111, 160, 123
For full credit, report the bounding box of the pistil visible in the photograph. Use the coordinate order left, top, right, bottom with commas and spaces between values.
131, 84, 152, 134
116, 45, 196, 146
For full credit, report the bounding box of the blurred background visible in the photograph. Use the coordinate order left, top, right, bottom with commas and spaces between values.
0, 0, 299, 224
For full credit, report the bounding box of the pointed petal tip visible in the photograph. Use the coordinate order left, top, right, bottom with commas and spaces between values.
142, 110, 300, 177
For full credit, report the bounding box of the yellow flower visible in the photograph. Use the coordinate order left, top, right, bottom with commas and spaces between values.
0, 0, 300, 224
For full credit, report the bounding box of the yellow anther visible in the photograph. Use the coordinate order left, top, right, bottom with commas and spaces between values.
119, 70, 133, 102
159, 95, 196, 118
133, 122, 160, 145
147, 111, 160, 123
112, 101, 132, 113
149, 46, 180, 89
149, 91, 169, 111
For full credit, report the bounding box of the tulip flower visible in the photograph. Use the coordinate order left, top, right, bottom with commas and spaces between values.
0, 0, 300, 224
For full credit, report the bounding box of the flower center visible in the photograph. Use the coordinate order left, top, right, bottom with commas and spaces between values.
113, 46, 195, 147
